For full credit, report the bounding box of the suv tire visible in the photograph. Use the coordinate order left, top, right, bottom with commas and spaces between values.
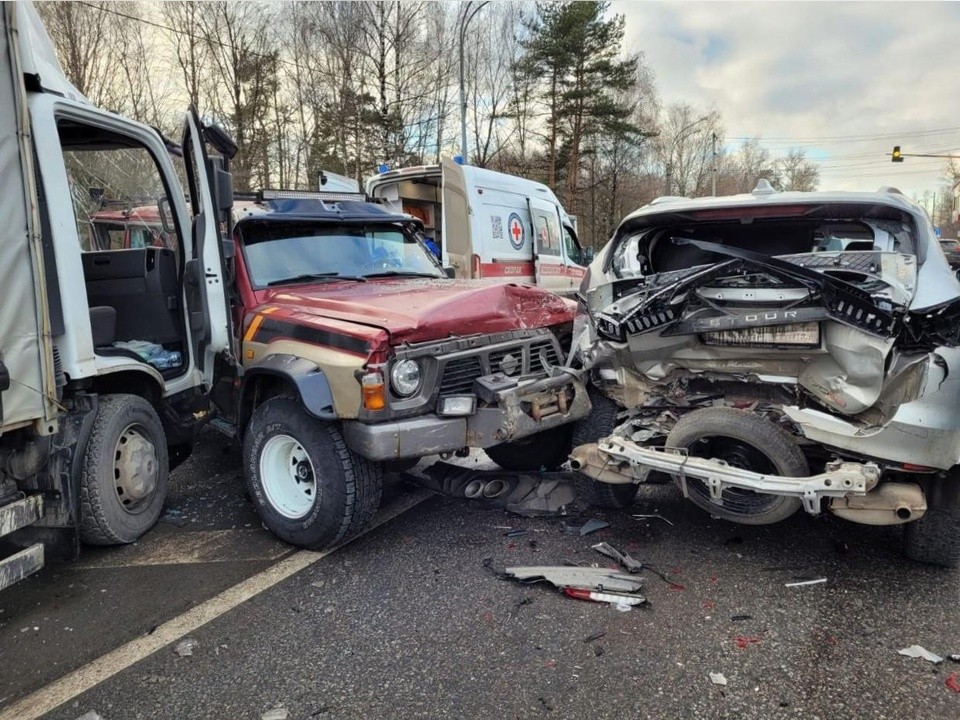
484, 426, 572, 472
903, 473, 960, 567
571, 387, 638, 509
244, 395, 382, 549
666, 407, 806, 525
80, 394, 168, 545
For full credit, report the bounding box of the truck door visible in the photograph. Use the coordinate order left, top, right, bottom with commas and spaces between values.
527, 197, 565, 292
180, 110, 234, 386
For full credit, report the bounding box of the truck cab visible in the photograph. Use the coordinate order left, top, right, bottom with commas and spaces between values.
224, 191, 590, 549
365, 159, 588, 296
0, 2, 234, 589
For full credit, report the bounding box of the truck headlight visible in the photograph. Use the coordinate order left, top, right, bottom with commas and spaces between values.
390, 359, 421, 396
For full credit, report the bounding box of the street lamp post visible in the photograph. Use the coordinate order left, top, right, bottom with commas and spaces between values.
458, 1, 489, 164
664, 115, 710, 195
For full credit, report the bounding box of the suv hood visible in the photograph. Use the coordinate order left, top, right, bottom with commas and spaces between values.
256, 279, 575, 344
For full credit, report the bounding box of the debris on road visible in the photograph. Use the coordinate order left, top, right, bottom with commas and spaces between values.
591, 541, 643, 573
563, 587, 646, 608
261, 708, 290, 720
784, 577, 827, 588
632, 513, 674, 526
503, 566, 644, 594
897, 645, 944, 664
583, 631, 606, 643
579, 519, 610, 536
731, 614, 753, 622
504, 529, 529, 538
173, 638, 199, 657
735, 636, 762, 649
709, 672, 728, 686
74, 712, 104, 720
946, 672, 960, 694
404, 463, 576, 516
949, 654, 960, 663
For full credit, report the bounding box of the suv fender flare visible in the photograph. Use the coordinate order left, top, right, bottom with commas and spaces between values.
240, 354, 337, 427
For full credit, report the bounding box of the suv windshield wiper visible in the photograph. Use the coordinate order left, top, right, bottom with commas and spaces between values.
267, 272, 367, 287
361, 270, 443, 279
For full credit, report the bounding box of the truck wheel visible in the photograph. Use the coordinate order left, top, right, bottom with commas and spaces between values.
80, 394, 168, 545
571, 387, 638, 509
903, 473, 960, 567
484, 426, 572, 472
243, 395, 382, 549
666, 407, 806, 525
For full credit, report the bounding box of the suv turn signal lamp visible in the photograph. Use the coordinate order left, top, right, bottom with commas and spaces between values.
361, 370, 386, 411
892, 146, 904, 163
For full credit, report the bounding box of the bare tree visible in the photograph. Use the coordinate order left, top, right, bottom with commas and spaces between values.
773, 148, 820, 192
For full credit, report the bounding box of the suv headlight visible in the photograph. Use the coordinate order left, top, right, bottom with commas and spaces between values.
390, 359, 422, 396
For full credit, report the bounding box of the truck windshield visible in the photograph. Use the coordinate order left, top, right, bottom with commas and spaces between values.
239, 221, 445, 287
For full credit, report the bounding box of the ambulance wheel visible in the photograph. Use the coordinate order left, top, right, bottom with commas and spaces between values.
243, 396, 382, 549
485, 426, 572, 472
79, 394, 168, 545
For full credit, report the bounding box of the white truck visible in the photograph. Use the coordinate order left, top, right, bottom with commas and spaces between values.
0, 2, 235, 589
365, 159, 589, 296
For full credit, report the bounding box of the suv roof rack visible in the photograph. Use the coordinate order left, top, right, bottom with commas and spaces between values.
236, 188, 367, 203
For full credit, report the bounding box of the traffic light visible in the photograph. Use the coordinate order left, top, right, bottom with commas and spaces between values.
892, 145, 903, 163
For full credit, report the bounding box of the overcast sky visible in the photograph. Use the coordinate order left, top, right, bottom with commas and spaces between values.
614, 0, 960, 200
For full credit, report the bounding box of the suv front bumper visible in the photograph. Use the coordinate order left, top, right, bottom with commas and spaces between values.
342, 373, 590, 461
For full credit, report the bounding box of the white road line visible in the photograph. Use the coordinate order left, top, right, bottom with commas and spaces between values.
0, 489, 433, 720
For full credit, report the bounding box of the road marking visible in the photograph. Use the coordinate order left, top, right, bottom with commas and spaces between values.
74, 529, 292, 569
0, 489, 433, 720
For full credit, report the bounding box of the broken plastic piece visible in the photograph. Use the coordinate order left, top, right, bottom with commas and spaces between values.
591, 542, 643, 573
632, 513, 674, 526
949, 654, 960, 663
261, 709, 290, 720
173, 638, 198, 657
731, 614, 753, 622
735, 636, 761, 649
897, 645, 944, 664
504, 529, 529, 537
563, 587, 646, 606
503, 566, 644, 594
583, 631, 606, 643
709, 672, 728, 686
784, 577, 827, 587
580, 519, 610, 536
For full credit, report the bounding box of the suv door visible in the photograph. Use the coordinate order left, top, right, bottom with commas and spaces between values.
528, 197, 565, 292
180, 110, 233, 386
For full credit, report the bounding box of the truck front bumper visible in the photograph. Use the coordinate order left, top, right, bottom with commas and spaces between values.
342, 373, 590, 462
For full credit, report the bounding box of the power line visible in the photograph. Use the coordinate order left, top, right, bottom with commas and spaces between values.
728, 126, 960, 144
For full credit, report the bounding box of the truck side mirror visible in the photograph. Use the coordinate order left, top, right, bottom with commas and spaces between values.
443, 266, 456, 278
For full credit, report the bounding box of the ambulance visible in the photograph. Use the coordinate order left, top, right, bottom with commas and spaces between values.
365, 159, 589, 296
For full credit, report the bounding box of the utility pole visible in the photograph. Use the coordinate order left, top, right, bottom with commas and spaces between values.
458, 1, 489, 164
711, 132, 717, 197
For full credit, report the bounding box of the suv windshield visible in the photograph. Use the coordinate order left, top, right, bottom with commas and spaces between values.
239, 221, 444, 287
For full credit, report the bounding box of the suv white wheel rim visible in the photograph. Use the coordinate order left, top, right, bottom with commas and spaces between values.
260, 434, 317, 519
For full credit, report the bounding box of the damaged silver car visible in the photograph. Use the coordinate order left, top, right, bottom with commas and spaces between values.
571, 181, 960, 566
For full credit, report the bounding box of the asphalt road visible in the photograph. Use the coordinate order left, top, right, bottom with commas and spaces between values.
1, 429, 959, 719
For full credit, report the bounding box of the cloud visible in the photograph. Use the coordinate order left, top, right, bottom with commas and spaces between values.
614, 1, 960, 196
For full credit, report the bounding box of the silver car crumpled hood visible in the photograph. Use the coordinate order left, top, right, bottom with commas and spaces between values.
580, 235, 960, 468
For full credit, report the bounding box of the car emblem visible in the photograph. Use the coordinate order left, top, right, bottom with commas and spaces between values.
500, 353, 520, 375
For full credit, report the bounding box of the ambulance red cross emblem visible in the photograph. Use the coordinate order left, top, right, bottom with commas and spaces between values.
507, 212, 525, 250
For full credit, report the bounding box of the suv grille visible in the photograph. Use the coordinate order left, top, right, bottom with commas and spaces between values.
438, 356, 483, 396
436, 336, 562, 398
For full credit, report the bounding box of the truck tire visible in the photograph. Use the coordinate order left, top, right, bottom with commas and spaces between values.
666, 407, 806, 525
484, 426, 572, 472
243, 395, 382, 549
571, 387, 638, 509
80, 394, 168, 545
903, 473, 960, 567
